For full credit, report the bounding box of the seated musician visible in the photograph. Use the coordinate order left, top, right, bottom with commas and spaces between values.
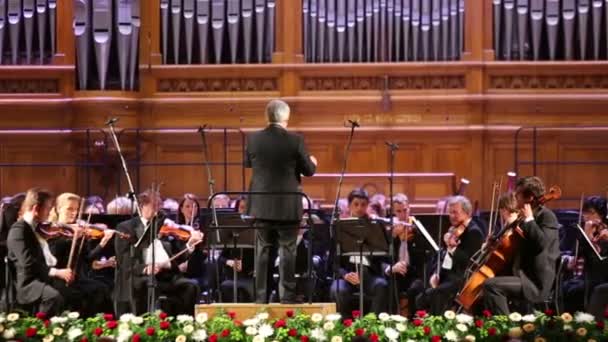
330, 189, 389, 317
6, 188, 73, 316
416, 195, 484, 315
48, 193, 112, 316
562, 196, 608, 315
219, 244, 255, 302
483, 176, 560, 314
114, 190, 203, 315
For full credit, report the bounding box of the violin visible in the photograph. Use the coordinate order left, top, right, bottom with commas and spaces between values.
158, 219, 196, 241
394, 218, 416, 242
588, 220, 608, 243
36, 222, 76, 240
79, 222, 131, 240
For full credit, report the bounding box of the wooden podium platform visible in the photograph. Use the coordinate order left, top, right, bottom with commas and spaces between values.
195, 303, 337, 320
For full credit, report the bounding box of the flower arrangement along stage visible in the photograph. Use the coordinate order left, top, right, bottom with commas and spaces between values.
0, 309, 606, 342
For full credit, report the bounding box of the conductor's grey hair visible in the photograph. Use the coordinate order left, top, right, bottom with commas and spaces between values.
448, 195, 473, 215
266, 99, 290, 123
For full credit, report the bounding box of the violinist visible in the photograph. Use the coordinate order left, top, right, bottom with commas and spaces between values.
114, 190, 202, 315
483, 176, 560, 314
416, 195, 484, 315
562, 196, 608, 315
6, 188, 72, 316
47, 192, 112, 316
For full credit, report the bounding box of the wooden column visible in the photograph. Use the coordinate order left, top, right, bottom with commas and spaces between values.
54, 0, 75, 65
482, 0, 495, 60
274, 0, 303, 97
140, 0, 162, 96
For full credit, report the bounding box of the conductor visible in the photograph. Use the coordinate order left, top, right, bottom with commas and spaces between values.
245, 99, 318, 303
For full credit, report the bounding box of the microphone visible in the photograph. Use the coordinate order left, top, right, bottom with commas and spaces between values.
105, 117, 119, 126
347, 119, 360, 128
385, 141, 399, 150
197, 124, 208, 133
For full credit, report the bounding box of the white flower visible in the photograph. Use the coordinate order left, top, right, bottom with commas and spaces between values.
561, 312, 573, 323
244, 318, 260, 326
53, 327, 64, 336
325, 313, 342, 321
6, 313, 19, 322
564, 324, 573, 331
323, 322, 335, 331
43, 336, 54, 342
3, 328, 15, 339
443, 310, 456, 320
522, 314, 537, 322
384, 327, 399, 341
0, 315, 5, 323
183, 325, 194, 334
258, 324, 274, 338
575, 312, 595, 323
67, 328, 83, 340
120, 313, 135, 323
257, 312, 269, 320
253, 336, 265, 342
395, 323, 406, 332
177, 314, 194, 322
456, 313, 473, 325
131, 316, 144, 325
195, 312, 208, 324
117, 330, 133, 342
456, 323, 468, 332
246, 326, 258, 336
464, 335, 476, 342
0, 324, 4, 333
509, 312, 522, 322
311, 327, 327, 341
192, 329, 207, 341
331, 336, 343, 342
378, 312, 390, 321
444, 330, 458, 341
175, 335, 187, 342
311, 313, 323, 323
50, 317, 68, 324
390, 315, 407, 322
67, 312, 80, 320
118, 323, 130, 332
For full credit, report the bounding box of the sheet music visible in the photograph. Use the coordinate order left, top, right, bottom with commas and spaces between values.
576, 224, 607, 261
412, 216, 440, 252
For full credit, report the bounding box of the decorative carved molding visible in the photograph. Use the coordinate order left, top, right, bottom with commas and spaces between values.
157, 78, 278, 92
0, 79, 59, 93
489, 75, 608, 90
301, 76, 466, 91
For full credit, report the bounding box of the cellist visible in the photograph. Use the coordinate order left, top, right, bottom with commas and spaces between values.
483, 176, 560, 314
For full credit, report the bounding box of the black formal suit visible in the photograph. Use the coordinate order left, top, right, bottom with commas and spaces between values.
245, 124, 316, 302
416, 219, 484, 315
218, 248, 255, 302
483, 205, 560, 314
115, 217, 199, 315
6, 220, 64, 315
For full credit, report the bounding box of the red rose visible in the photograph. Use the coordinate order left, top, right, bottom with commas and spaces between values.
209, 334, 218, 342
413, 319, 423, 327
355, 328, 365, 336
274, 319, 286, 328
370, 333, 379, 342
415, 310, 427, 318
424, 326, 431, 335
25, 327, 37, 338
35, 312, 46, 320
488, 327, 497, 336
160, 321, 170, 330
343, 319, 353, 327
300, 336, 309, 342
103, 313, 114, 321
604, 309, 608, 319
352, 310, 361, 319
146, 327, 155, 336
431, 336, 441, 342
482, 310, 492, 318
228, 311, 236, 319
289, 329, 297, 337
544, 309, 554, 316
106, 321, 117, 329
94, 327, 103, 336
286, 310, 294, 318
159, 312, 168, 320
131, 334, 141, 342
475, 319, 484, 328
44, 320, 49, 327
597, 321, 605, 329
221, 329, 230, 337
80, 338, 88, 342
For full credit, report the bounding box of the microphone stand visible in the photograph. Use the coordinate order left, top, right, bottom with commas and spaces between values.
106, 117, 157, 314
197, 125, 223, 302
329, 119, 359, 314
385, 141, 398, 313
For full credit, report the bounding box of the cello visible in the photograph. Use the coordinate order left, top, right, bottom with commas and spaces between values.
456, 185, 562, 311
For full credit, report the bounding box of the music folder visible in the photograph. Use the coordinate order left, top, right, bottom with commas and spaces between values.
575, 224, 607, 261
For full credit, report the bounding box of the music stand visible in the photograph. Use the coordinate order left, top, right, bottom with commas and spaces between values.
575, 224, 607, 262
335, 217, 389, 314
208, 212, 256, 303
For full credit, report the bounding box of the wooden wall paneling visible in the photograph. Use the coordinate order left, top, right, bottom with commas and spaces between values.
54, 0, 75, 65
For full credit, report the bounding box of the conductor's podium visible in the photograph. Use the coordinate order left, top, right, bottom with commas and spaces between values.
195, 303, 337, 320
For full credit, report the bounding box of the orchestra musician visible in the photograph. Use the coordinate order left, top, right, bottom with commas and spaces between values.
6, 188, 73, 316
416, 195, 484, 315
483, 176, 560, 314
114, 190, 203, 315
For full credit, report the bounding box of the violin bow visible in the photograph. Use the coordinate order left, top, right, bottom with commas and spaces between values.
66, 198, 86, 277
574, 192, 585, 262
